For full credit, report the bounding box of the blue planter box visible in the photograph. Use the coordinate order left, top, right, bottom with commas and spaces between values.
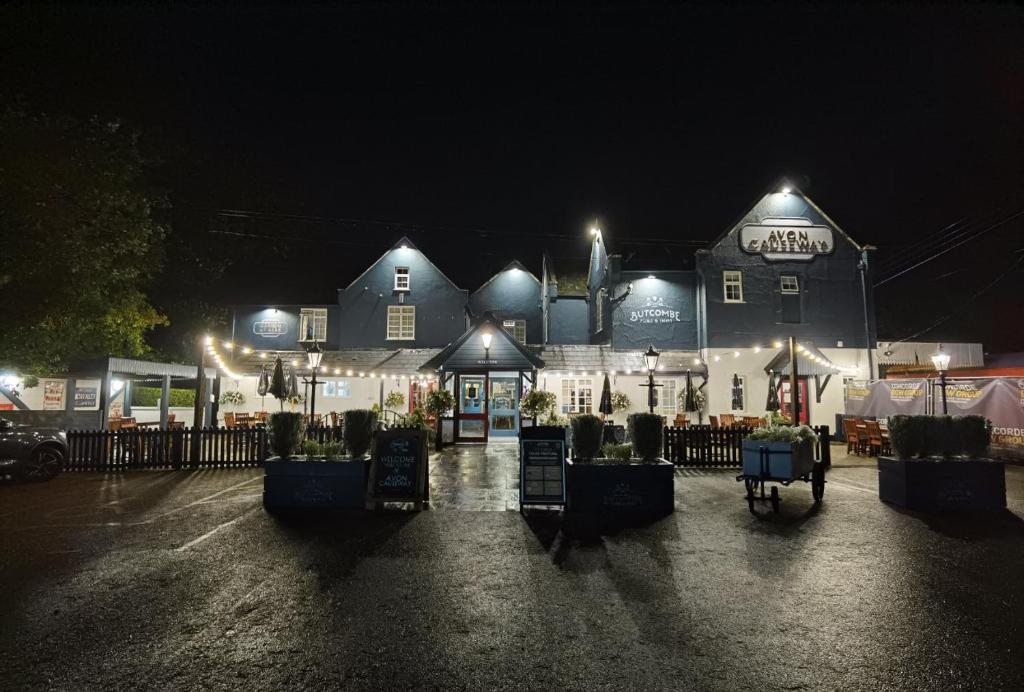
742, 438, 814, 480
263, 458, 369, 511
566, 459, 674, 516
878, 457, 1006, 512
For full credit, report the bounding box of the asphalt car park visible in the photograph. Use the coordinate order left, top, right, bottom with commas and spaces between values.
1, 452, 1023, 690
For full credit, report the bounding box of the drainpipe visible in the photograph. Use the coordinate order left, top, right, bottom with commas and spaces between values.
859, 247, 877, 380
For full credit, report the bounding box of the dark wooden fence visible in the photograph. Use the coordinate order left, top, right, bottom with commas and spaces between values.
65, 424, 347, 472
664, 425, 832, 468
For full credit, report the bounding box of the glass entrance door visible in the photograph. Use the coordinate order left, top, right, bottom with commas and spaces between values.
488, 377, 519, 437
778, 378, 810, 425
456, 374, 487, 441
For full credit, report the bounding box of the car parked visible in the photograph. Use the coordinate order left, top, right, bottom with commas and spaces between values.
0, 418, 68, 481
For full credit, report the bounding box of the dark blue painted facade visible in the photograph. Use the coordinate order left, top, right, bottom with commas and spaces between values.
469, 262, 543, 344
587, 232, 611, 344
335, 238, 468, 348
547, 297, 589, 345
609, 271, 699, 350
695, 190, 874, 349
232, 305, 339, 352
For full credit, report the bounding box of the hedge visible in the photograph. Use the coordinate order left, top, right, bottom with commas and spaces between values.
130, 386, 196, 408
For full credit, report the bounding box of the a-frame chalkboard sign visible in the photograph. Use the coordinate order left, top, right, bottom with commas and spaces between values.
369, 427, 429, 509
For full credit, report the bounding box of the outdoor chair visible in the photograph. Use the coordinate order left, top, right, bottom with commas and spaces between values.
673, 414, 687, 428
223, 412, 236, 429
843, 418, 865, 455
865, 420, 888, 456
720, 413, 736, 427
708, 415, 719, 428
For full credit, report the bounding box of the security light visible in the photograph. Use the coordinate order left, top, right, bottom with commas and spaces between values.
781, 186, 792, 194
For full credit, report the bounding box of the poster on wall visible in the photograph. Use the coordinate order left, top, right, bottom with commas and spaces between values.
940, 378, 1024, 460
42, 379, 66, 410
74, 379, 101, 411
844, 379, 928, 418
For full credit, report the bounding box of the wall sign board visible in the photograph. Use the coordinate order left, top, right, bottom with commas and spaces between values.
520, 427, 567, 507
739, 217, 834, 261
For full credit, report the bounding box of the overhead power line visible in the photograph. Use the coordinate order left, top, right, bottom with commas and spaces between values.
874, 207, 1024, 287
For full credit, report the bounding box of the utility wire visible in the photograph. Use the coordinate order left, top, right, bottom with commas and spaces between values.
886, 251, 1024, 344
874, 208, 1024, 287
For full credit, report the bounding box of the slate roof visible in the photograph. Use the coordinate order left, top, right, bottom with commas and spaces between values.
227, 349, 440, 376
875, 341, 984, 368
538, 346, 706, 375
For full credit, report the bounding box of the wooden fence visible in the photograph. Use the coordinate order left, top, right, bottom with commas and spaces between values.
663, 425, 832, 468
65, 425, 345, 471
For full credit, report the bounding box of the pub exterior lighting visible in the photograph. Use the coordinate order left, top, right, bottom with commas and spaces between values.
590, 227, 600, 236
481, 332, 493, 350
781, 186, 792, 194
930, 346, 951, 372
642, 345, 661, 373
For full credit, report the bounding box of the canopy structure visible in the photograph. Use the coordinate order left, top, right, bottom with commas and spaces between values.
763, 342, 835, 377
419, 312, 545, 374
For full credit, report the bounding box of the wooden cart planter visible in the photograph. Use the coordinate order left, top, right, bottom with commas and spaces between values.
566, 458, 675, 516
878, 457, 1006, 512
738, 438, 824, 513
263, 458, 370, 511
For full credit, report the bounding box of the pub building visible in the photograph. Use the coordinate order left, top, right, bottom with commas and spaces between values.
219, 182, 876, 442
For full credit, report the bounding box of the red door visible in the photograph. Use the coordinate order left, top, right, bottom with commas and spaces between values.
778, 378, 810, 425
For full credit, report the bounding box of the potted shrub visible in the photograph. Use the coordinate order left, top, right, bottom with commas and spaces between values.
262, 408, 378, 512
425, 389, 455, 449
566, 412, 674, 517
878, 414, 1004, 512
521, 389, 557, 426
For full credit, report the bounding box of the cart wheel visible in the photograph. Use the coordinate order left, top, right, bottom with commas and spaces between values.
812, 462, 825, 503
770, 485, 780, 513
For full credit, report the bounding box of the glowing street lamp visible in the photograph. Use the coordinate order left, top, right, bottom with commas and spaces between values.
305, 341, 324, 420
640, 345, 662, 414
931, 344, 951, 415
481, 332, 493, 361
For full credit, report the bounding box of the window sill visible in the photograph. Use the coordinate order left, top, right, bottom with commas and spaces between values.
723, 300, 745, 304
386, 337, 416, 341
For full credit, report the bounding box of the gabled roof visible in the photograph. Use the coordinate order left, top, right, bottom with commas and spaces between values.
473, 260, 541, 293
419, 312, 545, 372
705, 178, 863, 254
341, 236, 464, 293
763, 342, 835, 377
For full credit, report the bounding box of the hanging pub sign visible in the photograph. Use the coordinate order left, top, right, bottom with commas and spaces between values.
369, 428, 429, 505
629, 295, 682, 324
739, 217, 834, 261
519, 426, 567, 509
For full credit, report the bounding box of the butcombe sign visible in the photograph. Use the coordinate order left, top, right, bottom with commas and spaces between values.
739, 217, 834, 261
629, 295, 682, 324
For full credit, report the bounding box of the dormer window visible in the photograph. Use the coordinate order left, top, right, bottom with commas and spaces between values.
394, 266, 410, 291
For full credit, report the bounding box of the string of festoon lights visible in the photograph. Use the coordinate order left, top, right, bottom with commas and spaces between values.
204, 337, 438, 385
542, 341, 859, 378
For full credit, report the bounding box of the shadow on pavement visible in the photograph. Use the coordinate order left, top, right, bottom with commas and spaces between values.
888, 506, 1024, 540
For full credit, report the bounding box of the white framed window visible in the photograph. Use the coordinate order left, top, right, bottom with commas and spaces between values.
322, 381, 351, 398
394, 267, 410, 291
502, 319, 527, 343
299, 308, 328, 342
596, 287, 607, 331
652, 379, 677, 416
387, 305, 415, 340
723, 271, 743, 303
780, 275, 800, 294
731, 376, 745, 411
561, 378, 593, 414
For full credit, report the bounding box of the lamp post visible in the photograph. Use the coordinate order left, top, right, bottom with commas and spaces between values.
305, 341, 324, 421
639, 345, 662, 414
931, 344, 951, 415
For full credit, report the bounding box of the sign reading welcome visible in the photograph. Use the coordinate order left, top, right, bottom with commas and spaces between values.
739, 217, 834, 261
370, 429, 428, 503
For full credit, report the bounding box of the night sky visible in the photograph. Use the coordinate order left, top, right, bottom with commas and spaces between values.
2, 3, 1022, 350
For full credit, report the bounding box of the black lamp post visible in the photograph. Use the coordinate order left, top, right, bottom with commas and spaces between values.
305, 341, 324, 421
931, 344, 950, 415
639, 345, 662, 414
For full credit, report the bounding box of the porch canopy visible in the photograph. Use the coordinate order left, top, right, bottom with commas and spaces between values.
763, 342, 836, 377
419, 313, 545, 374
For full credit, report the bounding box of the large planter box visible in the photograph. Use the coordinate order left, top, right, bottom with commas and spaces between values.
878, 457, 1006, 512
742, 438, 814, 480
263, 458, 369, 511
566, 459, 674, 516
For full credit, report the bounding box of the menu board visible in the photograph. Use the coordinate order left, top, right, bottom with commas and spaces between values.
369, 429, 428, 503
520, 438, 566, 506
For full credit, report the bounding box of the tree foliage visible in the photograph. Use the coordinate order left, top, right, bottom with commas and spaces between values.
0, 105, 167, 373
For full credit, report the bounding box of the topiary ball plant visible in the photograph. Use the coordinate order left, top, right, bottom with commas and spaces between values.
344, 409, 377, 459
268, 412, 305, 459
570, 414, 603, 461
628, 413, 664, 460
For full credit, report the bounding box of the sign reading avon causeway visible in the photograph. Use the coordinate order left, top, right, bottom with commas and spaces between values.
739, 217, 834, 261
370, 429, 428, 503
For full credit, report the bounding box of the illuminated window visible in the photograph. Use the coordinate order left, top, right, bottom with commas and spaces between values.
394, 267, 410, 291
299, 308, 327, 342
652, 379, 677, 416
723, 271, 743, 303
561, 378, 593, 414
387, 306, 415, 340
502, 319, 526, 343
780, 275, 800, 294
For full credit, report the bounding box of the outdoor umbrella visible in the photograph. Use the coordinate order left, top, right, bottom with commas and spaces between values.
598, 373, 613, 418
268, 357, 288, 411
731, 373, 743, 410
287, 367, 299, 401
766, 370, 781, 412
683, 370, 698, 423
256, 365, 269, 410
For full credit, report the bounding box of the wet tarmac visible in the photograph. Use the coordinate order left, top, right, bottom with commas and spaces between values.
1, 447, 1022, 690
